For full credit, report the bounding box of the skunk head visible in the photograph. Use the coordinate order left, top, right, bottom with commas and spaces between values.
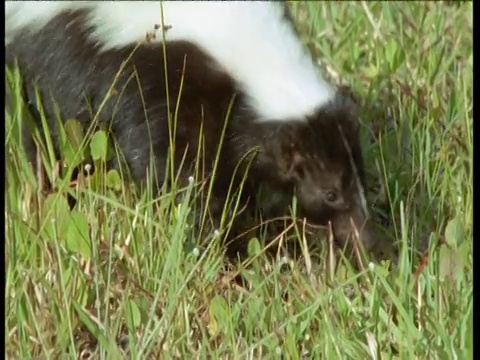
243, 92, 379, 251
252, 93, 363, 217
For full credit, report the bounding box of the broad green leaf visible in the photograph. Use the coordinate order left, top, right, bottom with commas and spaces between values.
444, 217, 465, 248
106, 169, 122, 191
66, 211, 91, 260
90, 130, 108, 162
247, 238, 262, 257
125, 299, 142, 329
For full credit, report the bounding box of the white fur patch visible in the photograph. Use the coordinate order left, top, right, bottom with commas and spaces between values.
6, 1, 335, 121
5, 1, 94, 43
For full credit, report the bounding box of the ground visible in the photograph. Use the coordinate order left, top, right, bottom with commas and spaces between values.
5, 2, 472, 358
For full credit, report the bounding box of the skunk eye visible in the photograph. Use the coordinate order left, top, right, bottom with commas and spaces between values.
323, 190, 338, 204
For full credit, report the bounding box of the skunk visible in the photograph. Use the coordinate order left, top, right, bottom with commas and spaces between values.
5, 1, 380, 255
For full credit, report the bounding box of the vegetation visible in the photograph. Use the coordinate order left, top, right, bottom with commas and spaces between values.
5, 2, 472, 358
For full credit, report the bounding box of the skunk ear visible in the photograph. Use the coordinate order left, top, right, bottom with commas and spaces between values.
337, 84, 359, 107
279, 139, 306, 181
286, 151, 306, 181
335, 89, 360, 129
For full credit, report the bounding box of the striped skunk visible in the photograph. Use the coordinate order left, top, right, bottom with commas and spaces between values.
6, 1, 381, 256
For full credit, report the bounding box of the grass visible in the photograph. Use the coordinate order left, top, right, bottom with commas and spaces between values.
5, 2, 473, 359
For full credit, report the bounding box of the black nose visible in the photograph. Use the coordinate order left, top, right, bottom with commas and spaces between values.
330, 210, 378, 252
356, 221, 379, 252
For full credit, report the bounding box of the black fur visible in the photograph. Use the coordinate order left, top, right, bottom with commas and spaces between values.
6, 8, 379, 256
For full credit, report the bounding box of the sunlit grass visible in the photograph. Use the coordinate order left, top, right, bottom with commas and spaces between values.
5, 2, 472, 358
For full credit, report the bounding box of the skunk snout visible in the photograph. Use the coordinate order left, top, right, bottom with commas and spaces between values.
330, 205, 381, 255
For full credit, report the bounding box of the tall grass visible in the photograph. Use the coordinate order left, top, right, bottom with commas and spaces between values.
5, 2, 472, 358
